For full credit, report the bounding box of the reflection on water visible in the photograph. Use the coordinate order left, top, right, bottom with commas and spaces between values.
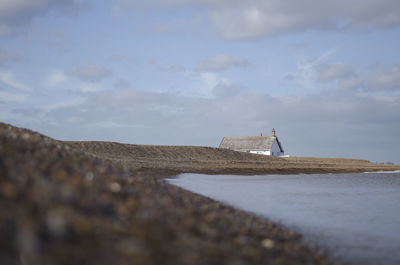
167, 172, 400, 265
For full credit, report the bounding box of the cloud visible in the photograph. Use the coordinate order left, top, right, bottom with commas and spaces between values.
338, 77, 362, 91
317, 62, 356, 82
0, 71, 30, 91
369, 66, 400, 91
33, 89, 400, 160
151, 16, 206, 36
65, 64, 112, 83
285, 53, 365, 92
196, 72, 229, 97
0, 50, 20, 66
284, 49, 336, 90
114, 79, 132, 89
45, 69, 104, 93
213, 1, 400, 39
284, 73, 300, 81
39, 97, 85, 112
45, 71, 67, 88
150, 59, 187, 73
159, 64, 186, 73
213, 82, 242, 98
315, 63, 400, 92
0, 0, 88, 36
8, 83, 400, 162
78, 83, 101, 93
195, 55, 250, 72
0, 91, 27, 104
315, 62, 361, 90
113, 0, 400, 39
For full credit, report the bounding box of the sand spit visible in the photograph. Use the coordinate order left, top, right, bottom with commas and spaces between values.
1, 122, 398, 265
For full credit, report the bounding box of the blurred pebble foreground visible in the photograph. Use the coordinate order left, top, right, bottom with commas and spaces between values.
1, 122, 334, 265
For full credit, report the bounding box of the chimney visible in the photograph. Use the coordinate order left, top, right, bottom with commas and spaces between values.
272, 128, 276, 137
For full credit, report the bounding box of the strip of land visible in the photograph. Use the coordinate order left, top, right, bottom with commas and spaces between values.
67, 139, 399, 176
1, 122, 399, 265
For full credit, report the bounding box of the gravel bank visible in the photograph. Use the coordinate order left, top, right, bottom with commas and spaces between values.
1, 123, 397, 265
67, 140, 399, 176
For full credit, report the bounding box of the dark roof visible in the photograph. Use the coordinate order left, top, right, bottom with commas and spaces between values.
219, 136, 284, 152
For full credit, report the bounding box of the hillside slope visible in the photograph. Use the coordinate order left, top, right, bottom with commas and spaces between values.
67, 140, 399, 175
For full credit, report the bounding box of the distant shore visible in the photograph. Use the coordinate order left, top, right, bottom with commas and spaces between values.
1, 122, 399, 265
67, 138, 400, 177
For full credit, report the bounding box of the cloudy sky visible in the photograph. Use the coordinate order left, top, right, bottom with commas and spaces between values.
1, 0, 400, 163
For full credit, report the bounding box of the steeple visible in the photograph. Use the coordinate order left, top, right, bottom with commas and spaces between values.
272, 128, 276, 137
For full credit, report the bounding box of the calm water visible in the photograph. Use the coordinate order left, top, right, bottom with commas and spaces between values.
167, 172, 400, 265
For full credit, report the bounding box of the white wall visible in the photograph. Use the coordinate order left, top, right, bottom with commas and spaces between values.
250, 150, 271, 155
240, 139, 284, 156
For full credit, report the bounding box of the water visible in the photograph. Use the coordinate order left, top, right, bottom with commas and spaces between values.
167, 172, 400, 265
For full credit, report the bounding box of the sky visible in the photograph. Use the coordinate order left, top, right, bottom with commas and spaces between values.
1, 0, 400, 163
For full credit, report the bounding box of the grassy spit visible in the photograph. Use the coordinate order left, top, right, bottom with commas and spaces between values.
1, 123, 399, 265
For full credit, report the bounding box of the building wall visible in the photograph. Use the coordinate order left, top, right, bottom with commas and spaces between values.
270, 140, 284, 156
248, 140, 284, 156
250, 150, 271, 155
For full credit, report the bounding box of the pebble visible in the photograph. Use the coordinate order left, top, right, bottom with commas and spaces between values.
46, 212, 66, 237
261, 238, 275, 249
21, 133, 30, 140
85, 171, 94, 181
109, 182, 121, 193
116, 239, 143, 255
1, 182, 16, 199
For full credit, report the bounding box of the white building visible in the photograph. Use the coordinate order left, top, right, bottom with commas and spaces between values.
219, 129, 284, 156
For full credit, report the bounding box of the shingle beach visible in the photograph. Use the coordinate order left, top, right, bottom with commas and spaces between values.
1, 122, 398, 265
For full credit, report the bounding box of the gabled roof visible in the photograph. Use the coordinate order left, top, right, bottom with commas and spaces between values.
219, 136, 284, 152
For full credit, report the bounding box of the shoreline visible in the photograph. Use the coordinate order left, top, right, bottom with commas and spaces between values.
1, 122, 399, 265
166, 169, 400, 180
